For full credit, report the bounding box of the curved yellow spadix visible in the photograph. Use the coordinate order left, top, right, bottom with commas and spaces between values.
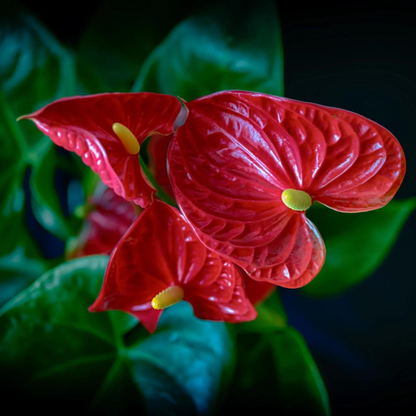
151, 285, 184, 310
112, 122, 140, 155
281, 189, 312, 211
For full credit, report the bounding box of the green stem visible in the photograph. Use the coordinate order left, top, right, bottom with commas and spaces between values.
139, 155, 178, 207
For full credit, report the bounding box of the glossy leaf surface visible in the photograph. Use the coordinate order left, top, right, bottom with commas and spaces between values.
304, 198, 416, 296
90, 200, 256, 332
133, 0, 284, 100
169, 91, 405, 286
0, 256, 233, 414
20, 93, 182, 208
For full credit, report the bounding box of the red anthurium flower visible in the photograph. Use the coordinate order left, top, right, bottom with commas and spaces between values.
89, 199, 257, 333
168, 91, 406, 288
19, 93, 182, 208
67, 184, 139, 259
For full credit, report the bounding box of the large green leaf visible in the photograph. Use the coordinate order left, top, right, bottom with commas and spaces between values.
224, 325, 329, 414
0, 3, 75, 150
78, 0, 208, 92
0, 1, 77, 292
223, 290, 329, 414
133, 0, 284, 100
0, 256, 234, 414
0, 91, 49, 306
304, 198, 416, 297
271, 327, 331, 416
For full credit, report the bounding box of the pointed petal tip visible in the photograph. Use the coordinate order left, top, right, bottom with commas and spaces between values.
16, 114, 32, 122
88, 298, 104, 313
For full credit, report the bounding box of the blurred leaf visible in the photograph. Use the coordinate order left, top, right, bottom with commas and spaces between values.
0, 256, 234, 414
225, 323, 329, 414
0, 91, 49, 306
0, 2, 75, 150
133, 0, 284, 100
304, 198, 416, 296
30, 144, 82, 240
78, 0, 208, 92
272, 327, 331, 416
0, 244, 48, 307
237, 290, 287, 333
0, 1, 77, 282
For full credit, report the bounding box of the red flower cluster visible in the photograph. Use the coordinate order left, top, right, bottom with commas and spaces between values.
21, 91, 405, 331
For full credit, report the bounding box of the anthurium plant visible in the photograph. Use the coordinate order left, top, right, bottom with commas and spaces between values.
20, 90, 406, 299
0, 1, 414, 414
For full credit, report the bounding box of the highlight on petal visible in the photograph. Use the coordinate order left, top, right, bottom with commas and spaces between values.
246, 218, 326, 288
89, 200, 256, 332
168, 90, 404, 285
20, 93, 182, 208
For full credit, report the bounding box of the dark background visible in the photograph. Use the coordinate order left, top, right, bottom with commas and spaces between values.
17, 0, 416, 413
279, 2, 416, 413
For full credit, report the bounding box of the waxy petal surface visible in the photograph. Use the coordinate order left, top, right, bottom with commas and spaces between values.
169, 91, 403, 285
21, 93, 182, 207
247, 219, 325, 288
187, 271, 257, 323
89, 200, 255, 332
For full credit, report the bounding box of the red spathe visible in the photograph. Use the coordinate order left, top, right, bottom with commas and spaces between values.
168, 91, 406, 287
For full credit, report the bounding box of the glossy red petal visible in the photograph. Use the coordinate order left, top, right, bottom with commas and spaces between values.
175, 90, 404, 212
68, 185, 139, 259
187, 270, 257, 323
90, 200, 255, 331
169, 90, 404, 285
21, 93, 182, 207
247, 218, 325, 288
169, 138, 303, 268
170, 136, 320, 283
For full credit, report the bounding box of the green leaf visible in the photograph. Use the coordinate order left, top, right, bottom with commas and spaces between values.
0, 92, 50, 306
237, 290, 287, 333
30, 143, 82, 240
225, 324, 329, 414
133, 0, 284, 100
271, 327, 331, 416
78, 0, 206, 93
0, 2, 75, 150
0, 1, 77, 288
0, 256, 234, 414
304, 198, 416, 297
0, 244, 48, 307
